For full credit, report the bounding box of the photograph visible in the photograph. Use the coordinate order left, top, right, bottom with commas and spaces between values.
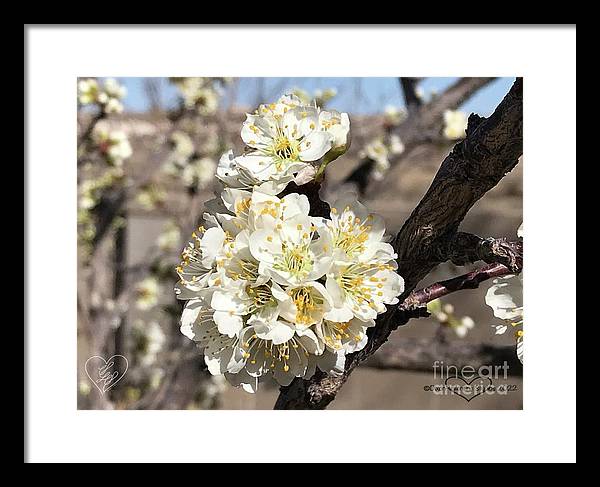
76, 76, 524, 410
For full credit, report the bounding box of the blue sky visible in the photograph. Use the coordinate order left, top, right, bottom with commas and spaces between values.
115, 77, 515, 117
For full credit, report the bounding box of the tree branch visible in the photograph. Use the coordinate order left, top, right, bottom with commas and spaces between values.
416, 77, 496, 131
274, 78, 523, 409
343, 77, 497, 194
443, 233, 523, 273
364, 338, 523, 376
399, 77, 423, 114
402, 262, 518, 310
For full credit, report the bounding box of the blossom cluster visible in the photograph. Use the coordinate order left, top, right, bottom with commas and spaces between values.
92, 128, 133, 166
169, 77, 224, 116
383, 105, 407, 127
361, 134, 405, 181
175, 94, 404, 392
216, 94, 350, 193
427, 300, 475, 338
78, 78, 127, 114
162, 130, 218, 192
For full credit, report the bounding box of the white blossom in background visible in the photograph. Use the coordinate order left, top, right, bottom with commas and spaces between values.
389, 134, 405, 156
100, 78, 127, 113
133, 319, 167, 367
485, 223, 524, 363
383, 105, 407, 126
171, 131, 195, 159
79, 169, 125, 210
164, 130, 195, 173
135, 277, 160, 311
361, 139, 390, 181
360, 130, 404, 181
78, 168, 125, 252
79, 179, 99, 210
162, 130, 208, 182
104, 97, 124, 114
156, 220, 182, 252
78, 380, 92, 396
103, 77, 127, 100
93, 128, 133, 166
170, 77, 220, 115
217, 94, 350, 192
175, 187, 404, 393
292, 87, 338, 107
416, 86, 438, 104
455, 316, 475, 338
182, 157, 217, 190
443, 110, 468, 140
78, 77, 127, 114
135, 185, 166, 211
427, 300, 476, 338
78, 78, 100, 105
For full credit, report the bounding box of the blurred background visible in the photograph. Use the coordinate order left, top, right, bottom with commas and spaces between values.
77, 77, 522, 410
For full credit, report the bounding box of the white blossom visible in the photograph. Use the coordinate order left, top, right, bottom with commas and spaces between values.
248, 213, 333, 287
136, 185, 166, 211
319, 196, 397, 264
485, 223, 524, 363
78, 77, 127, 113
182, 157, 217, 190
362, 138, 390, 181
78, 78, 100, 105
315, 317, 375, 354
237, 100, 332, 182
216, 150, 292, 195
168, 130, 195, 168
486, 275, 523, 323
389, 134, 405, 155
454, 316, 475, 338
135, 277, 160, 311
79, 168, 124, 209
220, 94, 349, 191
133, 319, 166, 367
427, 299, 476, 338
93, 128, 132, 166
103, 78, 127, 100
384, 105, 407, 126
104, 97, 124, 114
175, 187, 404, 392
443, 110, 468, 140
239, 318, 323, 386
171, 77, 220, 115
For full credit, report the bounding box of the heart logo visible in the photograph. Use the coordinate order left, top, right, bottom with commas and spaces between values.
85, 355, 129, 395
444, 375, 492, 402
